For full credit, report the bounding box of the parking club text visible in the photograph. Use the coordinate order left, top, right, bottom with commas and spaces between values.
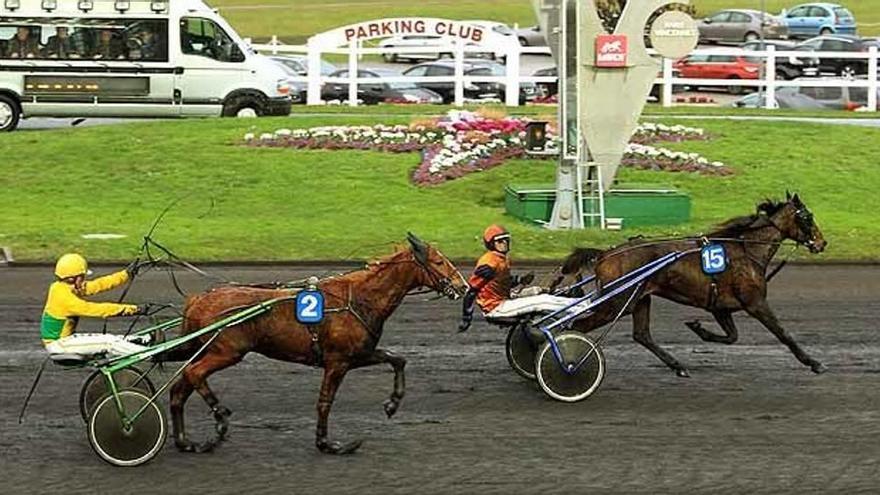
344, 19, 484, 43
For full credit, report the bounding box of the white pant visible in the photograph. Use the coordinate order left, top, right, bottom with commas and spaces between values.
486, 294, 590, 319
44, 333, 147, 361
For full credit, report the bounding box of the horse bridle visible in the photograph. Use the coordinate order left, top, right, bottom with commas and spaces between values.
409, 249, 465, 300
766, 204, 819, 252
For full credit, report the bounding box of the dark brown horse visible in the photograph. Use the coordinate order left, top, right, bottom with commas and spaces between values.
167, 234, 467, 455
559, 193, 827, 377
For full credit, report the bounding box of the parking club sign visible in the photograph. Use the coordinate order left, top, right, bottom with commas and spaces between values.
595, 34, 628, 68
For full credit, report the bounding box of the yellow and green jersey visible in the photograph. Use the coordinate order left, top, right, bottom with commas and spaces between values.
40, 270, 138, 343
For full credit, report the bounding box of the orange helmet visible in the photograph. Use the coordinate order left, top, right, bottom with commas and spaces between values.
482, 224, 510, 249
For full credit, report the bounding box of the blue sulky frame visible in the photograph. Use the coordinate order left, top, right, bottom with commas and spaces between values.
531, 249, 700, 376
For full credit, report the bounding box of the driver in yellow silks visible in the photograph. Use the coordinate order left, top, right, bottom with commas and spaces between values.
41, 253, 149, 361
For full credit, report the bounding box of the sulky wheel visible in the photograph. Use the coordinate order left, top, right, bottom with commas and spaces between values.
505, 324, 540, 381
88, 389, 166, 467
80, 367, 155, 423
535, 332, 606, 403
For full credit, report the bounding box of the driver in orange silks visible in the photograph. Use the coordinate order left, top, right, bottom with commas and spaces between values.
458, 225, 584, 331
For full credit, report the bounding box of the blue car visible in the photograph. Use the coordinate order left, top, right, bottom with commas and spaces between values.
783, 3, 857, 38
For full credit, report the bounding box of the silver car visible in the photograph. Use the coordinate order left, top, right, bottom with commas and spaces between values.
515, 25, 547, 47
699, 9, 788, 44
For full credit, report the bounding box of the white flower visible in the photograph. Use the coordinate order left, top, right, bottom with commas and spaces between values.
259, 133, 274, 141
274, 129, 292, 137
243, 133, 255, 142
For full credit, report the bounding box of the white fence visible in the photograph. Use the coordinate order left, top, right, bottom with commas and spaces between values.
250, 37, 879, 112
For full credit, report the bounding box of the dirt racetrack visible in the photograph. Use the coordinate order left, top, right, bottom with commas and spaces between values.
1, 264, 878, 494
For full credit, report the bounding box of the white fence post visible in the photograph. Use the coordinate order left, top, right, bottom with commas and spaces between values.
765, 44, 776, 110
306, 41, 322, 105
454, 43, 464, 107
505, 45, 520, 107
271, 35, 279, 55
348, 42, 358, 107
662, 57, 673, 108
869, 46, 878, 112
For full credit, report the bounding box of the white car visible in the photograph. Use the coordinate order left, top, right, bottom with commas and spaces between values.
378, 35, 454, 63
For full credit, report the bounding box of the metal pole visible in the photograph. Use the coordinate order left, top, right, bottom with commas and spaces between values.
759, 0, 767, 101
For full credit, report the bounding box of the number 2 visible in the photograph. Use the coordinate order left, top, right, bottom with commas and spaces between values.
300, 295, 319, 317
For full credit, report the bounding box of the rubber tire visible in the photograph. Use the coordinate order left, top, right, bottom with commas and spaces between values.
535, 333, 606, 403
518, 37, 528, 47
0, 94, 21, 132
744, 32, 759, 42
88, 390, 166, 467
383, 52, 397, 63
80, 367, 155, 424
820, 27, 833, 36
221, 95, 264, 118
728, 77, 745, 95
840, 65, 857, 80
505, 325, 539, 381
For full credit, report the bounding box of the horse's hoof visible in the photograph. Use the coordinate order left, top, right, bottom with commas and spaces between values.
211, 405, 232, 421
317, 439, 363, 455
175, 439, 197, 453
383, 398, 400, 418
811, 362, 828, 374
676, 369, 691, 378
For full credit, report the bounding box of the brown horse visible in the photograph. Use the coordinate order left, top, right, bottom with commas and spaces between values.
167, 234, 467, 455
559, 193, 827, 377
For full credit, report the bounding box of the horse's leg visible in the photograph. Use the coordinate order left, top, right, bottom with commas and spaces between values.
631, 296, 691, 378
176, 350, 243, 453
315, 361, 361, 455
170, 374, 197, 452
351, 348, 406, 418
685, 310, 739, 345
743, 298, 826, 374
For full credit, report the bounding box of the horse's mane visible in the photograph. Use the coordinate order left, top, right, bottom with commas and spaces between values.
709, 198, 786, 237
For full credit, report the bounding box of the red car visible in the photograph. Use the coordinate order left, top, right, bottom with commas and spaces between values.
674, 54, 762, 94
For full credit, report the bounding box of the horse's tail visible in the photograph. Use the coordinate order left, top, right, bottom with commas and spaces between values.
561, 247, 605, 275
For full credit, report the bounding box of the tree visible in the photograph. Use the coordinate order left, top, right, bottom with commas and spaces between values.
596, 0, 697, 32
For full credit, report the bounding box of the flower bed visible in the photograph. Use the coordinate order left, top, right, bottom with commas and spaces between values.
245, 110, 731, 186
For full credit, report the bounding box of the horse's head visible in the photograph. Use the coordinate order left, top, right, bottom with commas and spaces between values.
406, 232, 468, 300
760, 192, 827, 254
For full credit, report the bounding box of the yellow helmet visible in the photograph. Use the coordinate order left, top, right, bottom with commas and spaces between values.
54, 253, 92, 279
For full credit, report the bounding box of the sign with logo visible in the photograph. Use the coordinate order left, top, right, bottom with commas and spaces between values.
296, 290, 324, 324
595, 34, 628, 68
650, 11, 700, 59
700, 244, 728, 275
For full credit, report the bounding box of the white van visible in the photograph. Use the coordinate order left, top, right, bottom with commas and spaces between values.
0, 0, 291, 131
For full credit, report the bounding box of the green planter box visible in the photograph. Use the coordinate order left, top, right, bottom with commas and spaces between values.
505, 183, 691, 228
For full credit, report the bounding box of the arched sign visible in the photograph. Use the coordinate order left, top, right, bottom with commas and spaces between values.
307, 17, 510, 50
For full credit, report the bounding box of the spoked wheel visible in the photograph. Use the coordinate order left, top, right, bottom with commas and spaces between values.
505, 324, 540, 381
88, 390, 166, 466
535, 332, 606, 403
80, 367, 155, 423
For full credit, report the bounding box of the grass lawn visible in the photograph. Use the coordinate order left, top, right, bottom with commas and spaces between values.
1, 114, 878, 262
213, 0, 880, 43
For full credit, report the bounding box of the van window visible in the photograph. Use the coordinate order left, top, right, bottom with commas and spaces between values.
180, 17, 244, 63
0, 18, 168, 62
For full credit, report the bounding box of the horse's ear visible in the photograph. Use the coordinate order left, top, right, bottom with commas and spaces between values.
793, 193, 802, 205
786, 190, 792, 200
407, 232, 429, 264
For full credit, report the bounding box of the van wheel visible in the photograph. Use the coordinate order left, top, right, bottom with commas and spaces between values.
222, 95, 264, 118
0, 95, 21, 132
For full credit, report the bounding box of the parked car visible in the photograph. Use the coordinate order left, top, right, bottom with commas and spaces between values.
674, 54, 762, 94
269, 55, 338, 104
729, 90, 826, 109
782, 3, 857, 39
378, 34, 502, 63
785, 77, 879, 109
402, 59, 536, 104
516, 25, 547, 47
698, 9, 788, 44
530, 66, 676, 99
269, 55, 337, 76
741, 39, 820, 79
794, 35, 874, 78
321, 69, 443, 105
